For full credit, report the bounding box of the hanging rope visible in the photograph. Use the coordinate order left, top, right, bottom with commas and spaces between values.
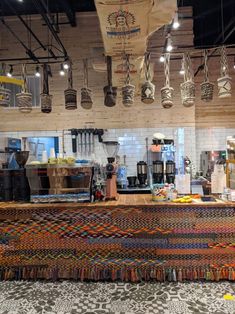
144, 52, 151, 82
68, 61, 73, 89
164, 53, 170, 87
220, 45, 228, 76
22, 64, 28, 93
42, 64, 49, 95
107, 56, 112, 86
83, 59, 88, 88
125, 54, 131, 86
203, 49, 209, 82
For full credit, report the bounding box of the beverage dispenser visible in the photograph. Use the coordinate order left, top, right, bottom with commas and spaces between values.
166, 160, 176, 184
152, 160, 164, 184
137, 161, 147, 187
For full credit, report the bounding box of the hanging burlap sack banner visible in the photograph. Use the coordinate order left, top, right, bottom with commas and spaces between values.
122, 54, 135, 106
217, 46, 232, 98
141, 52, 155, 104
180, 53, 195, 107
161, 53, 174, 109
65, 62, 77, 110
200, 50, 214, 102
81, 59, 93, 110
41, 64, 52, 113
104, 56, 117, 107
16, 64, 32, 113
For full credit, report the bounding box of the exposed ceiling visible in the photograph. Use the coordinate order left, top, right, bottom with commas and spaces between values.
0, 0, 234, 47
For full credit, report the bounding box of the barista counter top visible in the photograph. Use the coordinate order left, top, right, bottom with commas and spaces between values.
0, 195, 235, 282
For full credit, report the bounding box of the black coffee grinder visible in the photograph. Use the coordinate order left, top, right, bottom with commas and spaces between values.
152, 160, 164, 184
12, 151, 30, 201
137, 161, 147, 187
166, 160, 176, 184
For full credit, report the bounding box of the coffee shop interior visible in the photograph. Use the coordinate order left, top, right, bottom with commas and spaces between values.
0, 0, 235, 313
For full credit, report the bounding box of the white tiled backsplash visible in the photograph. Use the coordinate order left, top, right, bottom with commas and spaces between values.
0, 127, 234, 174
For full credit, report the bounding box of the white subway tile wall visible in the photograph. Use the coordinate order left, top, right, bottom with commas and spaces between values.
0, 127, 234, 174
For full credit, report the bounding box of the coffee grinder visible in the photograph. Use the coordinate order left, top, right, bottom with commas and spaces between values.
103, 141, 120, 200
152, 160, 164, 184
13, 151, 30, 201
166, 160, 176, 184
137, 161, 148, 187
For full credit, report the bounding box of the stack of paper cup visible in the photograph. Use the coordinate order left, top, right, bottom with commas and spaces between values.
42, 150, 48, 163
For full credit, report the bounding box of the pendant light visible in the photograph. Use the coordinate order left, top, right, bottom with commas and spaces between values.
64, 61, 77, 110
141, 52, 155, 104
200, 50, 214, 102
16, 64, 32, 113
122, 54, 135, 107
161, 53, 174, 108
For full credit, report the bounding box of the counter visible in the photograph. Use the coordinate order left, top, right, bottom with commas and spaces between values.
0, 195, 235, 282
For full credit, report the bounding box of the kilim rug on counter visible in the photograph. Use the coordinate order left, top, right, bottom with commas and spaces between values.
0, 203, 235, 282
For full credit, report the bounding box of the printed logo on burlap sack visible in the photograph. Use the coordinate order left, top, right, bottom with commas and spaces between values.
107, 9, 140, 38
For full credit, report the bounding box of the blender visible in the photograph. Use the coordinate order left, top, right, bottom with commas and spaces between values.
102, 141, 120, 200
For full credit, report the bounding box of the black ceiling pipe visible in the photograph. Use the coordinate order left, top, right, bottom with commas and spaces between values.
57, 0, 77, 27
32, 0, 68, 58
1, 18, 39, 62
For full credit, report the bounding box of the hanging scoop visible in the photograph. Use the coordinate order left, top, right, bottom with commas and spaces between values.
65, 61, 77, 110
81, 59, 93, 109
41, 64, 52, 113
104, 56, 117, 107
16, 64, 32, 113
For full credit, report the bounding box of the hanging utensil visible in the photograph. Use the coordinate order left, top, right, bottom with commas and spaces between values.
217, 46, 232, 98
81, 59, 93, 109
65, 61, 77, 110
141, 53, 155, 104
104, 56, 117, 107
41, 64, 52, 113
180, 52, 195, 107
161, 53, 174, 109
201, 50, 214, 102
16, 64, 32, 113
122, 54, 135, 107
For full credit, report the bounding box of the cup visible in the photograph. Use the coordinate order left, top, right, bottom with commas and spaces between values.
41, 150, 48, 163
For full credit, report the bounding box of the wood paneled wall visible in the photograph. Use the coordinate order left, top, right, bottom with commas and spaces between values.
0, 7, 233, 132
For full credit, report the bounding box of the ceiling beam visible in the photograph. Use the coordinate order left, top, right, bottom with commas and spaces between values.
58, 0, 76, 27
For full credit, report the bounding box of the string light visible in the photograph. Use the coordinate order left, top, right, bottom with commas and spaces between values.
35, 66, 40, 77
166, 33, 173, 52
173, 12, 180, 29
159, 55, 165, 62
59, 64, 65, 76
7, 65, 13, 77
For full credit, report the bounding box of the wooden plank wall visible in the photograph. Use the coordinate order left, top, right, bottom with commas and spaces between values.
0, 7, 233, 132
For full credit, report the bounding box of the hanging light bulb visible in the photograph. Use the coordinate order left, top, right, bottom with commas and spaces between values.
63, 61, 69, 70
35, 65, 41, 77
59, 64, 65, 76
159, 55, 165, 62
179, 58, 185, 75
166, 33, 173, 52
7, 65, 13, 77
173, 11, 180, 29
233, 57, 235, 69
17, 0, 23, 2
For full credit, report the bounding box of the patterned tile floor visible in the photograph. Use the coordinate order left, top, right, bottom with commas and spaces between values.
0, 281, 235, 314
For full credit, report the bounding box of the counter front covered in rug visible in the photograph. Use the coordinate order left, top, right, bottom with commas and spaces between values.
0, 201, 235, 282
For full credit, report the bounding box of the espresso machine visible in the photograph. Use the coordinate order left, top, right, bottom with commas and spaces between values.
166, 160, 176, 184
103, 141, 119, 200
137, 161, 148, 187
152, 160, 164, 184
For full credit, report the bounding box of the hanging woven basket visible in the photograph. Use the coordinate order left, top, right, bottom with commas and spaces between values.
81, 59, 93, 110
200, 50, 214, 102
104, 56, 117, 107
141, 53, 155, 104
217, 46, 232, 98
181, 80, 195, 107
0, 86, 11, 107
16, 64, 32, 113
161, 53, 174, 109
65, 62, 77, 110
122, 54, 135, 107
41, 64, 52, 113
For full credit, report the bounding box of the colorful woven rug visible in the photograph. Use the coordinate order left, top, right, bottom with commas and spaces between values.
0, 203, 235, 281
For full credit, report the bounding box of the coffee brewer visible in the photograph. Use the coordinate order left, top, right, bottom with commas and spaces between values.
152, 160, 164, 184
137, 161, 147, 187
166, 160, 176, 184
103, 141, 119, 200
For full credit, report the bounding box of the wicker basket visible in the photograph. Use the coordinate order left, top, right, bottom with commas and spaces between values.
201, 81, 214, 102
122, 84, 135, 107
141, 81, 155, 104
65, 88, 77, 110
104, 85, 117, 107
0, 86, 11, 107
180, 80, 195, 107
217, 75, 232, 98
81, 87, 93, 109
41, 93, 52, 113
16, 92, 32, 113
161, 86, 174, 109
